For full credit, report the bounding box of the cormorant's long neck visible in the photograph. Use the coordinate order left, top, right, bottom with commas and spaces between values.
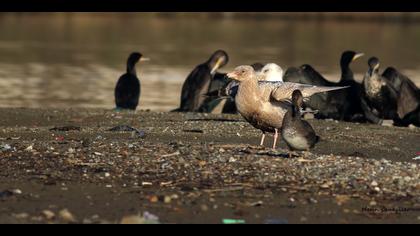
341, 64, 354, 81
127, 61, 137, 76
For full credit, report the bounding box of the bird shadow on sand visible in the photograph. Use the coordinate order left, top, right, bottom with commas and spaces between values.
237, 146, 298, 159
186, 118, 245, 123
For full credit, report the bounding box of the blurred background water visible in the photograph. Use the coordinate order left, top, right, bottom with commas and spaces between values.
0, 12, 420, 111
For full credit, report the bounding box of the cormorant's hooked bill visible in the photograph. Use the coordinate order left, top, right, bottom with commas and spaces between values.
208, 50, 229, 74
340, 50, 364, 67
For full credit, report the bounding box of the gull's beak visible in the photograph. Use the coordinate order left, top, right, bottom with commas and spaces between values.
210, 58, 224, 74
226, 71, 238, 80
140, 57, 151, 62
374, 63, 380, 70
352, 53, 364, 61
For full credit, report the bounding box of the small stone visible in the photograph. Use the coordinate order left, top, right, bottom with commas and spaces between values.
42, 210, 55, 220
120, 215, 145, 224
104, 173, 110, 177
228, 157, 236, 163
335, 195, 350, 206
13, 213, 29, 219
300, 216, 307, 222
381, 120, 394, 127
370, 181, 378, 187
59, 209, 76, 223
200, 204, 209, 211
320, 183, 330, 189
404, 176, 411, 182
12, 189, 22, 195
149, 195, 158, 203
308, 198, 318, 204
164, 196, 172, 204
369, 201, 377, 206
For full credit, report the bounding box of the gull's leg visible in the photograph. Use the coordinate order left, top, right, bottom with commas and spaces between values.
260, 132, 266, 146
272, 129, 279, 149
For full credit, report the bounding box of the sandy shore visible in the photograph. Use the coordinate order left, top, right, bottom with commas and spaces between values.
0, 108, 419, 224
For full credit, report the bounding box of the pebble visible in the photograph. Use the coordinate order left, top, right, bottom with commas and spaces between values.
371, 181, 378, 187
0, 144, 12, 151
59, 209, 76, 223
13, 213, 29, 219
164, 196, 172, 204
42, 210, 55, 220
12, 189, 22, 195
200, 204, 209, 211
120, 215, 144, 224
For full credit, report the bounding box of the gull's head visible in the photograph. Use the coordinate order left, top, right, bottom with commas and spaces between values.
259, 63, 284, 82
227, 65, 255, 82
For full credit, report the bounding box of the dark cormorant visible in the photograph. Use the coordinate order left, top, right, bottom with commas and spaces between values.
175, 50, 229, 112
381, 67, 420, 126
360, 57, 400, 124
283, 50, 365, 121
114, 52, 148, 110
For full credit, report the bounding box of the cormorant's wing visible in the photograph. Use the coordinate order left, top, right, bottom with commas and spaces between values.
299, 64, 338, 86
208, 72, 229, 92
382, 67, 419, 92
179, 65, 212, 111
397, 79, 420, 119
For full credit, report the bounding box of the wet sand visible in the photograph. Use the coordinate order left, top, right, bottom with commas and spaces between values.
0, 108, 419, 224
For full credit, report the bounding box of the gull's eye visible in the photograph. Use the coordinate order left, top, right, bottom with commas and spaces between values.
263, 69, 269, 73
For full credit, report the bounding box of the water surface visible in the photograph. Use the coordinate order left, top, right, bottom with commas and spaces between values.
0, 13, 419, 111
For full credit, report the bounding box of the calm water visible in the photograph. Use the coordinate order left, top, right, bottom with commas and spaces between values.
0, 13, 420, 111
